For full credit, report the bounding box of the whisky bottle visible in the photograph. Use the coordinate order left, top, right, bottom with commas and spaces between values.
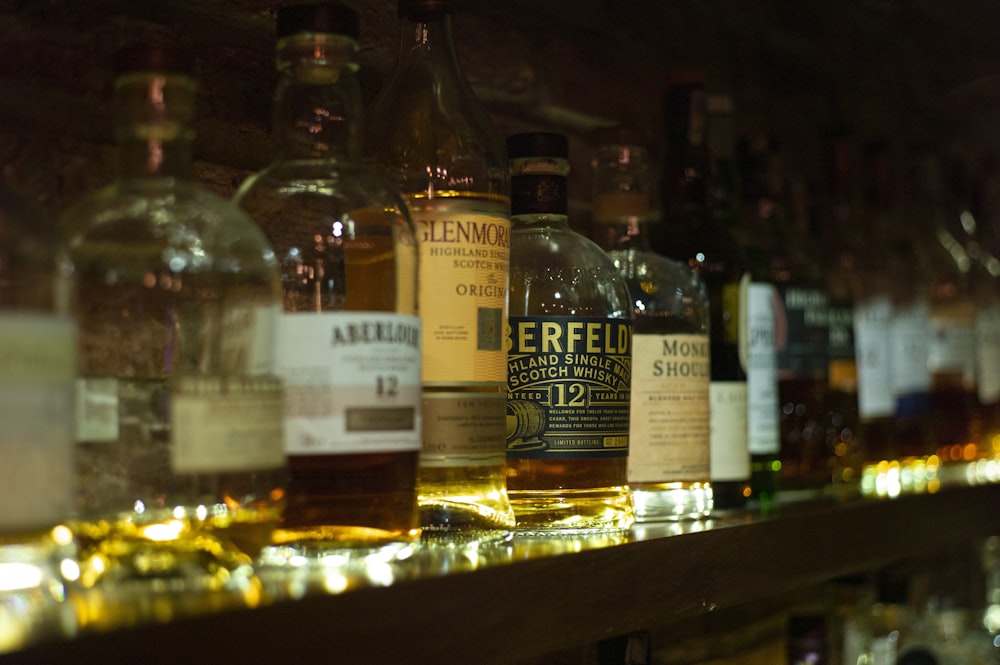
366, 0, 515, 535
736, 140, 782, 509
0, 178, 78, 648
852, 142, 898, 468
652, 81, 748, 511
592, 125, 711, 521
820, 130, 863, 488
506, 131, 634, 532
910, 148, 981, 463
760, 142, 831, 492
63, 45, 285, 610
233, 3, 421, 558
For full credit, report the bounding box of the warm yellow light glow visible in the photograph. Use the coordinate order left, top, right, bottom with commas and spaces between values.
141, 521, 185, 541
0, 563, 44, 592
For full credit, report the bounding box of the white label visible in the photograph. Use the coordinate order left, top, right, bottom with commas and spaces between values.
627, 333, 710, 483
710, 381, 749, 481
171, 376, 285, 473
0, 314, 76, 529
977, 303, 1000, 403
746, 283, 780, 455
277, 312, 421, 455
76, 377, 119, 442
853, 297, 893, 418
889, 300, 931, 395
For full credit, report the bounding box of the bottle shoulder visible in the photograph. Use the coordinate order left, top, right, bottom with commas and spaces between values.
606, 248, 709, 332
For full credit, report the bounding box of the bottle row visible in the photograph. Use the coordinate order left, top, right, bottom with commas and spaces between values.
3, 0, 1000, 652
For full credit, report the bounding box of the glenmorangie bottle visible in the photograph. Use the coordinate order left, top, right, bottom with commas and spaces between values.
234, 3, 421, 557
506, 132, 635, 532
366, 0, 515, 535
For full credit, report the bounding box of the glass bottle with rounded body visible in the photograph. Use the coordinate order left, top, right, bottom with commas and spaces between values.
506, 132, 634, 533
233, 4, 421, 557
0, 179, 78, 648
652, 84, 750, 510
593, 125, 712, 521
62, 46, 285, 608
365, 0, 514, 535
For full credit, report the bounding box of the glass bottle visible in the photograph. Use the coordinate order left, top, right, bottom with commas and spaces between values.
911, 148, 982, 465
592, 125, 712, 521
365, 0, 515, 536
652, 82, 749, 511
62, 45, 285, 614
819, 130, 863, 490
506, 131, 635, 533
0, 177, 78, 649
233, 3, 421, 561
853, 142, 899, 474
736, 139, 783, 510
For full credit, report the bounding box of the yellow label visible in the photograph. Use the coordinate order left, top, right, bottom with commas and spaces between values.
412, 204, 509, 384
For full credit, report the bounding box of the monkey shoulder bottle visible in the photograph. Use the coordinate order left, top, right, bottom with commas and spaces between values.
592, 125, 712, 521
233, 3, 421, 558
62, 45, 286, 608
506, 132, 635, 532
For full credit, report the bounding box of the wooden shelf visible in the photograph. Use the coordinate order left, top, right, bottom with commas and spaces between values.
4, 481, 1000, 665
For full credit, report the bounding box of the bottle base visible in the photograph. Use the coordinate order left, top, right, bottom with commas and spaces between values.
631, 482, 713, 522
416, 462, 517, 535
508, 487, 635, 534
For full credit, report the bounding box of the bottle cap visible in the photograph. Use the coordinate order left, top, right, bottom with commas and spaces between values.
277, 3, 360, 39
112, 44, 195, 76
398, 0, 454, 20
506, 132, 568, 159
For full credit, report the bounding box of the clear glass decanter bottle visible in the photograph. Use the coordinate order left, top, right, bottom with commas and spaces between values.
233, 3, 421, 562
365, 0, 515, 536
592, 125, 712, 521
506, 131, 635, 533
62, 44, 286, 618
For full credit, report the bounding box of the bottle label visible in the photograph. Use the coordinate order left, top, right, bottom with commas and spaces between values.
419, 391, 507, 466
411, 205, 509, 385
76, 377, 120, 442
853, 297, 893, 418
928, 302, 977, 390
0, 314, 76, 529
171, 376, 285, 473
627, 333, 710, 483
774, 284, 829, 378
710, 380, 749, 482
277, 312, 421, 455
746, 283, 780, 455
889, 300, 932, 415
976, 303, 1000, 404
506, 316, 631, 459
827, 300, 857, 392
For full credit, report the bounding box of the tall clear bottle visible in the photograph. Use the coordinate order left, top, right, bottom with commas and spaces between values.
0, 178, 78, 649
592, 125, 712, 521
652, 83, 749, 511
233, 4, 421, 561
62, 45, 285, 616
506, 132, 634, 533
366, 0, 515, 535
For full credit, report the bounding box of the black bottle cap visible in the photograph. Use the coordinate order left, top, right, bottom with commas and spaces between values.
112, 44, 195, 76
897, 647, 939, 665
398, 0, 454, 20
507, 132, 568, 159
277, 3, 360, 39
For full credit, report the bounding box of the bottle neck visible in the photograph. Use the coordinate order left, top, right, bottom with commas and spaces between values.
510, 171, 568, 227
592, 217, 654, 253
396, 10, 461, 76
273, 34, 361, 161
114, 72, 196, 180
